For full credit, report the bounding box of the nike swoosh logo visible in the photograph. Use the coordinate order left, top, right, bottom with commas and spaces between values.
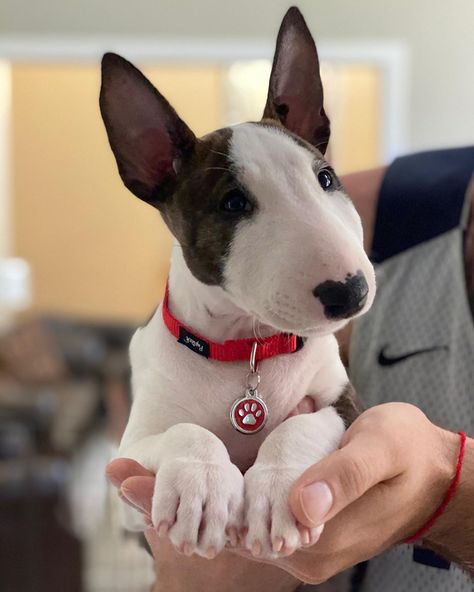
378, 345, 449, 367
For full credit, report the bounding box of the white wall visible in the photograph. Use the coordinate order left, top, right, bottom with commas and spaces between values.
1, 0, 473, 155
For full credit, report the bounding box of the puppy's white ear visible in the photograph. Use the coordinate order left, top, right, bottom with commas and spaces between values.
100, 53, 196, 205
263, 7, 330, 153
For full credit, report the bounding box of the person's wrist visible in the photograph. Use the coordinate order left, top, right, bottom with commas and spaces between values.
405, 427, 460, 544
433, 427, 461, 497
423, 430, 468, 545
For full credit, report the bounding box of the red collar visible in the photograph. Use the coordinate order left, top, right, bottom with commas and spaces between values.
162, 284, 300, 362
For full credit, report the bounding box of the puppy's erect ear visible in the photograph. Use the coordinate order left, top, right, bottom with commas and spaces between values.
100, 53, 196, 205
263, 7, 330, 153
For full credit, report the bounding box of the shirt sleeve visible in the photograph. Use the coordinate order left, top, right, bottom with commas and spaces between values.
371, 146, 474, 263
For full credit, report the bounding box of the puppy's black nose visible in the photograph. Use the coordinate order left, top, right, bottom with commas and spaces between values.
313, 271, 369, 319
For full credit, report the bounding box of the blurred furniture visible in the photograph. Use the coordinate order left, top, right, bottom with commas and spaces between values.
0, 316, 134, 592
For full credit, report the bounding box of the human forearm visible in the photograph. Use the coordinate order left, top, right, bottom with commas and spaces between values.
425, 431, 474, 577
340, 166, 386, 253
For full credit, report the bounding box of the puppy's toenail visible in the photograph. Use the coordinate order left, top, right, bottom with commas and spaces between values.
309, 524, 325, 544
206, 546, 217, 559
251, 541, 262, 556
301, 529, 311, 545
272, 537, 284, 553
157, 522, 168, 538
182, 542, 193, 556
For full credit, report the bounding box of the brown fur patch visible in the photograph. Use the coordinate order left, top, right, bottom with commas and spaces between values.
160, 127, 255, 286
332, 381, 364, 427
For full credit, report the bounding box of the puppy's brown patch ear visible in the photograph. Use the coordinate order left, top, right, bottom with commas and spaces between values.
263, 7, 330, 153
100, 53, 196, 206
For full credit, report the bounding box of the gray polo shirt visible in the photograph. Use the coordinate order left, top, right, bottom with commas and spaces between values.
348, 147, 474, 592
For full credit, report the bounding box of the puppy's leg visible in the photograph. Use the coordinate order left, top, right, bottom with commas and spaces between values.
119, 424, 244, 558
244, 380, 360, 559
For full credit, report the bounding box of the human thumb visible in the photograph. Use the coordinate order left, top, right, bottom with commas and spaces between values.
289, 433, 399, 527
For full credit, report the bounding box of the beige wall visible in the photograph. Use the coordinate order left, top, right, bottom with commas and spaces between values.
1, 0, 473, 153
10, 61, 378, 322
325, 66, 380, 174
11, 64, 223, 322
224, 61, 380, 174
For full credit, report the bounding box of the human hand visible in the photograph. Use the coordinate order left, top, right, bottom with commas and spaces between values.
106, 459, 299, 592
260, 402, 458, 583
107, 403, 459, 584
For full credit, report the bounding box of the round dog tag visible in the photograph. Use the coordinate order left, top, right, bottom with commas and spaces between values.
230, 392, 268, 434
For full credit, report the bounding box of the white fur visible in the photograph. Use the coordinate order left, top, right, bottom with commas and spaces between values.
118, 124, 374, 560
244, 407, 344, 556
226, 124, 376, 337
119, 250, 349, 558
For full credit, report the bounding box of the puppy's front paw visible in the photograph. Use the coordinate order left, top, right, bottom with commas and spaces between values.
242, 408, 344, 558
152, 458, 244, 558
244, 465, 323, 559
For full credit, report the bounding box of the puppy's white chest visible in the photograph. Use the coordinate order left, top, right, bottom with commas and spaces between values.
129, 306, 337, 468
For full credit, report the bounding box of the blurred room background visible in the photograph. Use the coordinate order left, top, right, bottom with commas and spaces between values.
0, 1, 472, 590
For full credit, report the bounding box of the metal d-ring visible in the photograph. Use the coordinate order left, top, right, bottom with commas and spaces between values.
250, 341, 258, 374
246, 342, 261, 395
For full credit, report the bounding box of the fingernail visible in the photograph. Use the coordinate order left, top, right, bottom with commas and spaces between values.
300, 481, 333, 526
107, 474, 122, 487
118, 489, 142, 512
120, 486, 146, 512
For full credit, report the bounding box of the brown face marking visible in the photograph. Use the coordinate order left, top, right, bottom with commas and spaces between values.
161, 120, 340, 287
99, 54, 256, 288
160, 127, 255, 286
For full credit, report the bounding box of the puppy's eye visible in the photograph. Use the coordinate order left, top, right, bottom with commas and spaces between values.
317, 168, 333, 191
220, 190, 252, 214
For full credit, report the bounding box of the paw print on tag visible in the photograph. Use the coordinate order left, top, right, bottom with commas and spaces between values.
240, 402, 262, 425
230, 395, 268, 434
